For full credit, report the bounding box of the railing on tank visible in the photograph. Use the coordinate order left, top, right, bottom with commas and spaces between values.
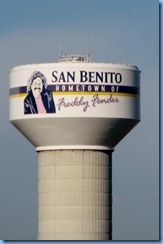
58, 52, 92, 63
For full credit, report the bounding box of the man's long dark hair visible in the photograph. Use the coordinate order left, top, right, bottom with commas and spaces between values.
27, 71, 48, 93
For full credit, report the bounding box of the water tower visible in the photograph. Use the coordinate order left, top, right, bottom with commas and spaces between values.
9, 53, 140, 240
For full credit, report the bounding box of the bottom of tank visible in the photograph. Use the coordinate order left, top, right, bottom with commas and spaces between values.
10, 117, 140, 151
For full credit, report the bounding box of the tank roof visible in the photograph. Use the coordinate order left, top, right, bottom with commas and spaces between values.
10, 62, 140, 73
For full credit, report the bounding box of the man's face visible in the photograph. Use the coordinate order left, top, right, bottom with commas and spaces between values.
31, 77, 43, 98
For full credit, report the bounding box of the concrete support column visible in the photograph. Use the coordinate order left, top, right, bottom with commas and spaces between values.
37, 150, 112, 240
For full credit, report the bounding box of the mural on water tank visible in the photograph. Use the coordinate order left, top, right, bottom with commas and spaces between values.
24, 71, 56, 114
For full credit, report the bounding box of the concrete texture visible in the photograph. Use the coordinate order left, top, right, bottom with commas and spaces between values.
38, 150, 112, 240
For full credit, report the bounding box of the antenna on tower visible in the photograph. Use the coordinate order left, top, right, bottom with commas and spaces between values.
86, 32, 92, 62
87, 48, 92, 62
58, 45, 63, 62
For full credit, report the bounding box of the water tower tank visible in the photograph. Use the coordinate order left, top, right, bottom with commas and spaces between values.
9, 55, 140, 240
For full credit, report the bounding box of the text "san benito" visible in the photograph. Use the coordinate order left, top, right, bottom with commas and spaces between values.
52, 70, 122, 84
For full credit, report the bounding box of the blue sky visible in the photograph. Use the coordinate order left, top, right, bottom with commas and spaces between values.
0, 0, 159, 241
1, 0, 153, 33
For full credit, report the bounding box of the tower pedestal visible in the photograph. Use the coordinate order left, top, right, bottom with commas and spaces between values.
37, 150, 112, 240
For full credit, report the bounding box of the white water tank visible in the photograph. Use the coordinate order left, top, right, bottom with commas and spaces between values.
10, 62, 140, 151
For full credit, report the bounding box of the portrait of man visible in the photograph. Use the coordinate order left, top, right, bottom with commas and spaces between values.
24, 71, 56, 114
